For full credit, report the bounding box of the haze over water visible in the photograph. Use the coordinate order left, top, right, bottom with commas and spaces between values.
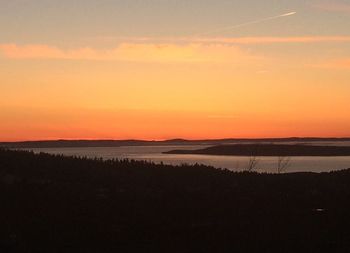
27, 141, 350, 173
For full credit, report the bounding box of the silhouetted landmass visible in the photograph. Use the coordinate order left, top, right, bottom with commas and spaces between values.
1, 137, 350, 148
164, 144, 350, 156
1, 149, 350, 252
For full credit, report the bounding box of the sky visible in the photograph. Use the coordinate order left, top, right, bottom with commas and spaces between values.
1, 0, 350, 141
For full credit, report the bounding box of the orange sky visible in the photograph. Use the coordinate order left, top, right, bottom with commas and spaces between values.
1, 1, 350, 141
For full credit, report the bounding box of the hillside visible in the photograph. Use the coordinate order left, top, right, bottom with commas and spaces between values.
1, 149, 350, 252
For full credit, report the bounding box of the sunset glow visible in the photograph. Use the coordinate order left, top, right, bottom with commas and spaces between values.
1, 0, 350, 141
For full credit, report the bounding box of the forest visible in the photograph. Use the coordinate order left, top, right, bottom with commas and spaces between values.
1, 149, 350, 252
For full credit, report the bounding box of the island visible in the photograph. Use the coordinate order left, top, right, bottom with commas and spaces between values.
164, 144, 350, 156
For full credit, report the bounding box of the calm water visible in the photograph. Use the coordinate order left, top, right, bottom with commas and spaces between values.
26, 144, 350, 173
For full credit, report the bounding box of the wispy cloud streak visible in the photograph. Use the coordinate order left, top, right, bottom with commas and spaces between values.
2, 36, 350, 62
312, 1, 350, 13
101, 36, 350, 44
188, 36, 350, 44
313, 58, 350, 69
0, 43, 257, 63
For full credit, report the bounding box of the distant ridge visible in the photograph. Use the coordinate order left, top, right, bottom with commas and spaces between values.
164, 144, 350, 156
1, 137, 350, 148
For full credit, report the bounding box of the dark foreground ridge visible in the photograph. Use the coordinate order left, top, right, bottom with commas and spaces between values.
165, 144, 350, 156
1, 149, 350, 252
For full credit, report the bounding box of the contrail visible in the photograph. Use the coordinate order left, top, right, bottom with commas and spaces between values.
280, 12, 297, 17
196, 12, 296, 36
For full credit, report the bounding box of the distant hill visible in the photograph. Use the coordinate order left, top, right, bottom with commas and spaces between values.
164, 144, 350, 156
1, 137, 350, 148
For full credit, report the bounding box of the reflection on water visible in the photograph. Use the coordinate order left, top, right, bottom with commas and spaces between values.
25, 144, 350, 173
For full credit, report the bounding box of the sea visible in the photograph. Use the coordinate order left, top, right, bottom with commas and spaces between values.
25, 141, 350, 173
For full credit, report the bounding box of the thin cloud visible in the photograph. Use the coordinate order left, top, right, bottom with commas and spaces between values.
0, 43, 259, 63
312, 1, 350, 13
2, 36, 350, 62
96, 36, 350, 44
207, 115, 239, 119
314, 58, 350, 69
189, 36, 350, 44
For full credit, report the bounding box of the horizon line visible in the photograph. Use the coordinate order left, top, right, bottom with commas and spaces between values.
2, 136, 350, 143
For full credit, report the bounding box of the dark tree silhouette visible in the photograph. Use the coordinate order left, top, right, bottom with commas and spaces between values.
1, 148, 350, 253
